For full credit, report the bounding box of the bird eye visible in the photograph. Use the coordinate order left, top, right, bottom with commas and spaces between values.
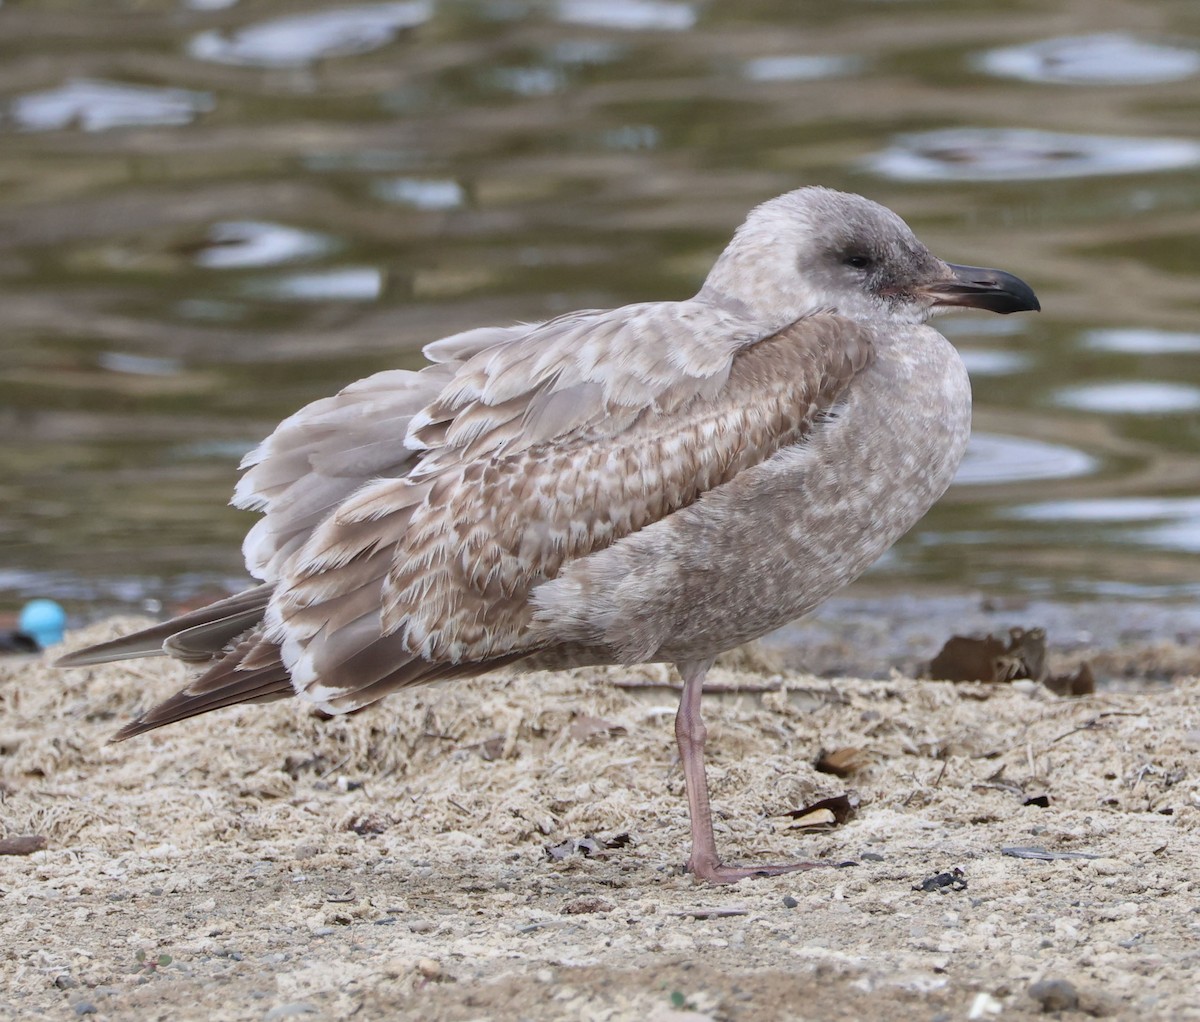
843, 254, 872, 270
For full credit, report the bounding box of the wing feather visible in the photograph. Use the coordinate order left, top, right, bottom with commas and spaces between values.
267, 308, 873, 705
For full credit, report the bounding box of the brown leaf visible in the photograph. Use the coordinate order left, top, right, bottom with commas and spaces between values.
788, 808, 836, 830
928, 634, 1007, 682
0, 835, 46, 856
1043, 663, 1095, 697
814, 747, 867, 777
928, 627, 1047, 683
785, 792, 858, 829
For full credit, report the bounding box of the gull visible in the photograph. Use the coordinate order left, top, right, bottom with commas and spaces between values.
59, 187, 1039, 884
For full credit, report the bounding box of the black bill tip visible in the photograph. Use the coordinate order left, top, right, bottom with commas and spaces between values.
927, 263, 1041, 315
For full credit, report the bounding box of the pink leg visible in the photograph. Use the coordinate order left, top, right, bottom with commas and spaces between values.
674, 658, 822, 885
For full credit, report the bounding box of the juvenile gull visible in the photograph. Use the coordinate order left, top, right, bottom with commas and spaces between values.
59, 187, 1039, 884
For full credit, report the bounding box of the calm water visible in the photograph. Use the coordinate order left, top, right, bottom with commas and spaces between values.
2, 0, 1199, 617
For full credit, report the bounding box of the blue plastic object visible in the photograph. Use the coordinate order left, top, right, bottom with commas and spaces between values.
18, 599, 67, 649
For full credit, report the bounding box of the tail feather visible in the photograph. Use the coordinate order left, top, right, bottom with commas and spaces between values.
111, 628, 289, 741
161, 605, 270, 662
56, 584, 272, 667
111, 668, 294, 742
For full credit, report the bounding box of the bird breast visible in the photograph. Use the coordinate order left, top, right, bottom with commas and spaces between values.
534, 324, 971, 665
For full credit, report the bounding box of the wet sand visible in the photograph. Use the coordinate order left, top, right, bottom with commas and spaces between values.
2, 618, 1199, 1021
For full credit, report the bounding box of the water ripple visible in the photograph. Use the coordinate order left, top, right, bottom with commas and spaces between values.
1005, 496, 1200, 554
742, 54, 861, 82
866, 128, 1200, 181
9, 79, 214, 132
976, 33, 1200, 85
246, 268, 383, 302
195, 222, 335, 269
1081, 328, 1200, 355
188, 1, 433, 68
953, 433, 1098, 486
556, 0, 696, 31
1006, 496, 1200, 523
1053, 381, 1200, 414
372, 178, 465, 210
958, 349, 1033, 376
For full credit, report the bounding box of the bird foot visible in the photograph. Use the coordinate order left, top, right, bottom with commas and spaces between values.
686, 854, 823, 885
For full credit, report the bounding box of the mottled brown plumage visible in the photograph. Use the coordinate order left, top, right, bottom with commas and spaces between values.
59, 187, 1040, 882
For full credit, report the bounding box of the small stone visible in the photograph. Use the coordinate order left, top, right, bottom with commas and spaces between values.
782, 895, 799, 909
562, 896, 613, 915
861, 852, 885, 862
1029, 978, 1079, 1013
54, 975, 78, 990
416, 957, 441, 979
72, 1003, 97, 1016
264, 1003, 317, 1020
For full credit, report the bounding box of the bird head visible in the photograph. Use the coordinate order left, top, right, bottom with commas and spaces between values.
701, 186, 1040, 327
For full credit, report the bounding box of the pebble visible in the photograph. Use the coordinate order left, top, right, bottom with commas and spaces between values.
72, 1003, 97, 1016
967, 993, 1002, 1019
416, 958, 442, 979
782, 895, 799, 909
264, 1003, 317, 1020
1029, 978, 1079, 1013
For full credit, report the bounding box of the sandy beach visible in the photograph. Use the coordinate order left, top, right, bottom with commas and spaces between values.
2, 618, 1199, 1021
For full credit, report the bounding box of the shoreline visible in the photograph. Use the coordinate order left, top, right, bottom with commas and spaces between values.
2, 619, 1198, 1020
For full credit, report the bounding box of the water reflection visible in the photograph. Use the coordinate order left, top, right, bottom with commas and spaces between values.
1082, 329, 1200, 355
10, 79, 214, 132
3, 0, 1200, 614
245, 268, 384, 302
1008, 496, 1200, 523
556, 0, 696, 31
957, 349, 1033, 376
194, 222, 335, 270
741, 55, 861, 82
1006, 497, 1200, 555
372, 178, 466, 210
977, 34, 1200, 85
954, 434, 1099, 486
97, 353, 184, 377
1053, 382, 1200, 415
866, 128, 1200, 182
484, 66, 568, 97
188, 1, 433, 67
